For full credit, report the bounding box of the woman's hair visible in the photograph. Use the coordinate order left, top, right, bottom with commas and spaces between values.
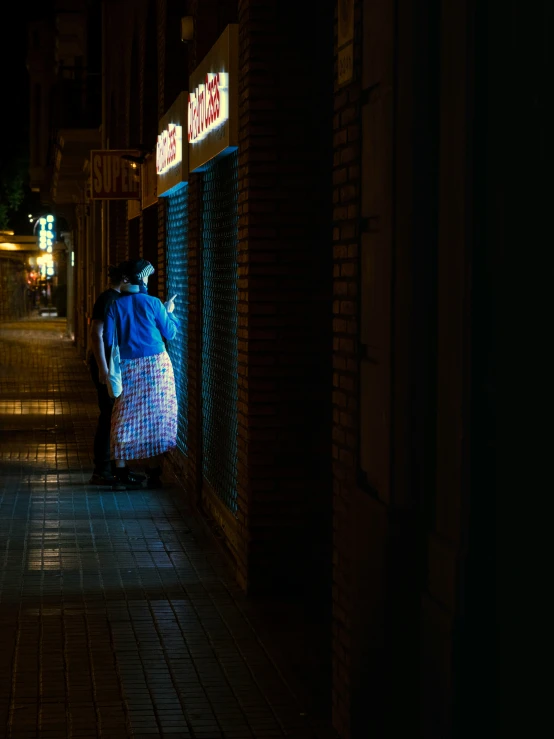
108, 265, 123, 284
119, 258, 155, 285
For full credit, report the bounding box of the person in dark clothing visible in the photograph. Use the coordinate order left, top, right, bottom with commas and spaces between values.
88, 265, 145, 488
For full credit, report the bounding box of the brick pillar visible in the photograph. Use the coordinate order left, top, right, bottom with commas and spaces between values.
114, 201, 128, 266
236, 0, 334, 594
184, 173, 204, 505
163, 0, 188, 111
159, 0, 189, 292
157, 0, 166, 115
157, 0, 167, 295
138, 212, 144, 260
104, 0, 133, 270
330, 6, 362, 732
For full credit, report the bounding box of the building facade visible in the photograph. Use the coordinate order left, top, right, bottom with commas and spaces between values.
28, 1, 498, 737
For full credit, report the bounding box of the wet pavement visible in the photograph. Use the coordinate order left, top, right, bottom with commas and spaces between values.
0, 319, 334, 739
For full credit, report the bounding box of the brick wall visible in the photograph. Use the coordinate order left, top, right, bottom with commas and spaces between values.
330, 4, 362, 736
329, 2, 484, 738
330, 1, 422, 736
163, 0, 188, 111
154, 0, 190, 302
330, 1, 426, 735
104, 0, 140, 267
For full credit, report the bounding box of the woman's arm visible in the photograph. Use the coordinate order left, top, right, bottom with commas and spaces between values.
154, 299, 178, 341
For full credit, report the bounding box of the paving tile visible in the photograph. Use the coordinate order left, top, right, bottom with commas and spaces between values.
0, 318, 334, 739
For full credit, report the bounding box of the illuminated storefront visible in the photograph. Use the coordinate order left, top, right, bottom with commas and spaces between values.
189, 25, 239, 514
157, 92, 190, 457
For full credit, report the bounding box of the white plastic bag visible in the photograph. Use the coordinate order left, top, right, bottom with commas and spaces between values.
107, 322, 122, 399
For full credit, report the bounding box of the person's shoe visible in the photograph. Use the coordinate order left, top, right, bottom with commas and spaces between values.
126, 469, 147, 484
146, 465, 163, 489
110, 464, 146, 484
89, 471, 126, 491
114, 466, 144, 489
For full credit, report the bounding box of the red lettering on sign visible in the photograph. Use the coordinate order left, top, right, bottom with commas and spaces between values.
156, 124, 183, 175
188, 72, 229, 144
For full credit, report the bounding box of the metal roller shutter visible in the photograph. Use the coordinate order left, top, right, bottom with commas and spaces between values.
202, 151, 239, 512
166, 187, 189, 455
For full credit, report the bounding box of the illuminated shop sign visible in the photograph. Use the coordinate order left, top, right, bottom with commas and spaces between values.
188, 24, 238, 173
90, 150, 141, 200
156, 123, 183, 174
188, 73, 229, 144
157, 92, 189, 198
38, 215, 55, 253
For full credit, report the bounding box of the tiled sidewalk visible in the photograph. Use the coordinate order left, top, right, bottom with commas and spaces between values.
0, 319, 334, 739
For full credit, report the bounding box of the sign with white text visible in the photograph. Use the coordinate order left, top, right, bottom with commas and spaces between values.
90, 150, 141, 199
157, 124, 182, 175
188, 24, 238, 172
188, 73, 229, 144
157, 92, 189, 197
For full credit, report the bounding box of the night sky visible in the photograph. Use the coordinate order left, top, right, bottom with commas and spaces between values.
0, 2, 55, 233
0, 6, 34, 162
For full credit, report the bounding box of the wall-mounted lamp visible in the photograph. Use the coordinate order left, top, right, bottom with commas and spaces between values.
121, 154, 147, 166
120, 154, 144, 184
181, 16, 194, 42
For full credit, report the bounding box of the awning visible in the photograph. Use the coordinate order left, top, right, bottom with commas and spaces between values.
0, 233, 64, 253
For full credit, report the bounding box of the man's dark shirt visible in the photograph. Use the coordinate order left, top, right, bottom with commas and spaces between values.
89, 288, 122, 365
92, 288, 121, 322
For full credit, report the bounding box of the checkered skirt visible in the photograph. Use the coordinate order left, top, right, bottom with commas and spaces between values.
110, 351, 177, 460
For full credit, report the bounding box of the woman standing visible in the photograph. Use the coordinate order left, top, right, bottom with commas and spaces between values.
104, 258, 178, 487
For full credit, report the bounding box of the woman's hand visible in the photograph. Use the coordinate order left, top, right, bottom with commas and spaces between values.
165, 294, 177, 313
98, 365, 109, 384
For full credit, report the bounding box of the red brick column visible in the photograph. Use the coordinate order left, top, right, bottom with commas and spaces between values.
182, 173, 203, 505
157, 0, 166, 115
330, 3, 363, 735
236, 0, 334, 594
156, 0, 167, 292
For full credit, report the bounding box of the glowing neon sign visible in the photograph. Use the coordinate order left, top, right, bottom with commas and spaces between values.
38, 215, 55, 252
188, 73, 229, 144
156, 123, 182, 175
